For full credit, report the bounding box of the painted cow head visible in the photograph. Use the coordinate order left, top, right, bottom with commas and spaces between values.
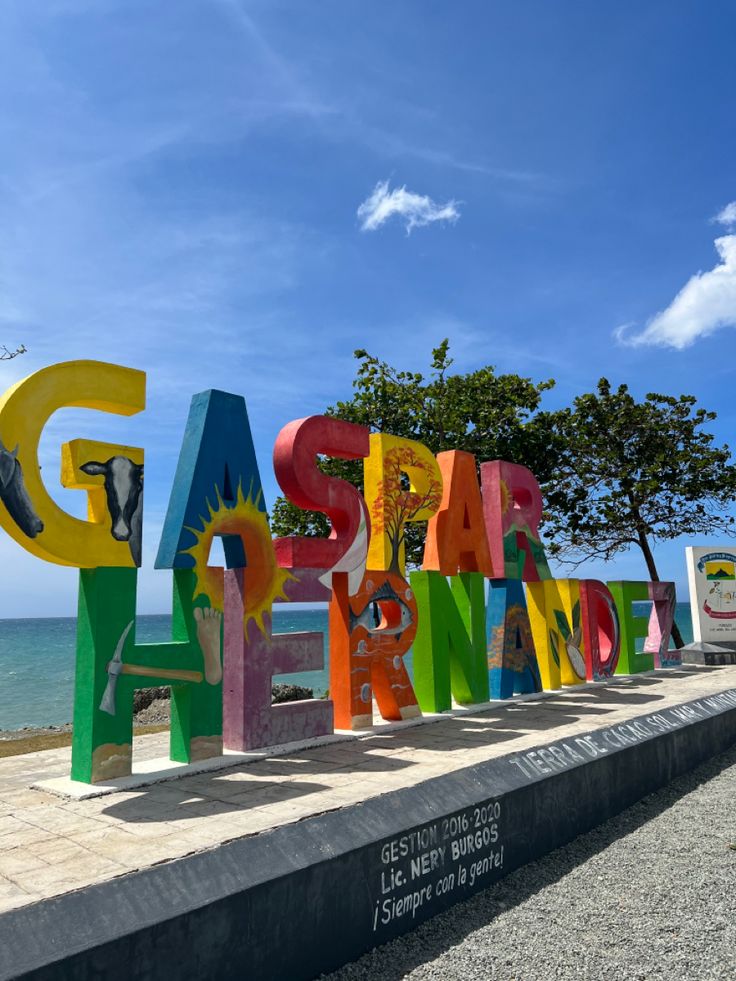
0, 439, 44, 538
80, 456, 144, 564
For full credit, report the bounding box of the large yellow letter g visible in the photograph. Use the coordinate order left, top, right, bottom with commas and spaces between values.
0, 361, 145, 567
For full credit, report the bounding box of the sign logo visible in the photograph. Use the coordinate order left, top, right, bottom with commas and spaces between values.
696, 552, 736, 619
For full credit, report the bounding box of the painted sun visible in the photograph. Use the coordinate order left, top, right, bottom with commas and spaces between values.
182, 483, 293, 635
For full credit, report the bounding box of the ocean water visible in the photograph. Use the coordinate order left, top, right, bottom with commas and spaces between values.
0, 602, 694, 731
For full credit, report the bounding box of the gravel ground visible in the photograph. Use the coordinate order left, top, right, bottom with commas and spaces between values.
325, 744, 736, 981
132, 697, 171, 725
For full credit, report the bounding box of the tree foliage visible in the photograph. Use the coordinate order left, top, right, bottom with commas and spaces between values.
542, 378, 736, 566
270, 340, 556, 567
540, 378, 736, 647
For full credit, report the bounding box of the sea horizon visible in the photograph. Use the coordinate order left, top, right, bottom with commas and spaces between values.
0, 603, 694, 732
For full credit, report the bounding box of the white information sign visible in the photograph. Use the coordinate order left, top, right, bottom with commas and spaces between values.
686, 546, 736, 645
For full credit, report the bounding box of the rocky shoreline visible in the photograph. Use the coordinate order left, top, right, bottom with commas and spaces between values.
0, 683, 316, 746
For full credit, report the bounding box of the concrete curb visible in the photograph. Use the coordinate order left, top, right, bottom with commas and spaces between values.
3, 688, 736, 981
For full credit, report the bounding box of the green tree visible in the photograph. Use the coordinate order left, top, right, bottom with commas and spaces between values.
541, 378, 736, 649
270, 340, 557, 567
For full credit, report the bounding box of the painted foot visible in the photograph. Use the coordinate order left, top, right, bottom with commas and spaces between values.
194, 606, 223, 685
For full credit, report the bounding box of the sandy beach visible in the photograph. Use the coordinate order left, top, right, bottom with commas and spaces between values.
0, 694, 171, 758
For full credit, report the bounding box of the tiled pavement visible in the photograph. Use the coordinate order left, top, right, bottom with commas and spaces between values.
0, 665, 734, 915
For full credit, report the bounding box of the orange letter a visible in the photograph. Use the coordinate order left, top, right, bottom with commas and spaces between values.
423, 450, 494, 577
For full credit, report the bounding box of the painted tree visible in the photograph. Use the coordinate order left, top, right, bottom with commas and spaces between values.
541, 378, 736, 648
270, 340, 556, 568
373, 443, 443, 575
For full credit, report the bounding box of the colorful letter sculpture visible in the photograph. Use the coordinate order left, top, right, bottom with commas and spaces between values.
481, 460, 552, 580
0, 360, 688, 785
643, 581, 680, 668
273, 416, 370, 586
423, 451, 494, 577
527, 579, 586, 690
156, 389, 265, 576
363, 434, 442, 577
62, 438, 144, 567
411, 571, 488, 713
224, 567, 333, 750
0, 360, 145, 567
73, 567, 222, 783
329, 570, 420, 729
578, 580, 621, 680
608, 581, 656, 675
486, 580, 542, 699
157, 390, 332, 758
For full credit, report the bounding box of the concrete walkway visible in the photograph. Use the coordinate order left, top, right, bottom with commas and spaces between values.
1, 665, 735, 916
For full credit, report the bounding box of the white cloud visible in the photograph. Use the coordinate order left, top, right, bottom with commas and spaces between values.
357, 180, 460, 234
714, 201, 736, 228
618, 234, 736, 350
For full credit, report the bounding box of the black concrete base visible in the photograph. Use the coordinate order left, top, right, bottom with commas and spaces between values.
3, 688, 736, 981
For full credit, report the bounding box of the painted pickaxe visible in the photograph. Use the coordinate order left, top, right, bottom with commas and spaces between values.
99, 620, 204, 716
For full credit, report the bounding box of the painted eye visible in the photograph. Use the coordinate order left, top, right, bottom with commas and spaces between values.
405, 589, 413, 601
357, 639, 367, 654
393, 656, 401, 670
360, 683, 371, 703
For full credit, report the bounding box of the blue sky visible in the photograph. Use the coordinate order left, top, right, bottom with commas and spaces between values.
1, 0, 736, 616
